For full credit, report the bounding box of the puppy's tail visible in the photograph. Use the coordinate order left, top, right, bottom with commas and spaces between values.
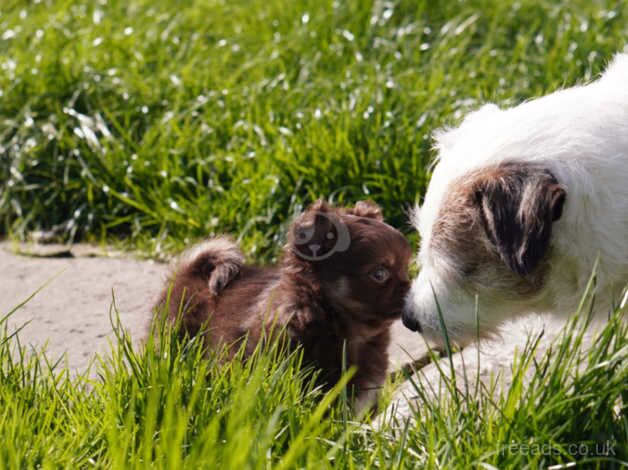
177, 236, 244, 295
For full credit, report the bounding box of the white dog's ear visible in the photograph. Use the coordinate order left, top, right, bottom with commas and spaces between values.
474, 162, 566, 276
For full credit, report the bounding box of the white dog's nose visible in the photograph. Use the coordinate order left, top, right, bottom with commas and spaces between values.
401, 309, 422, 332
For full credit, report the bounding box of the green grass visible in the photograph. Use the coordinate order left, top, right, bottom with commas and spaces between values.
0, 277, 626, 468
1, 0, 627, 258
1, 0, 627, 468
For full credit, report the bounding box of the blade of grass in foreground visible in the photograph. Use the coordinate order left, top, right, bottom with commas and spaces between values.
396, 274, 627, 469
0, 278, 625, 467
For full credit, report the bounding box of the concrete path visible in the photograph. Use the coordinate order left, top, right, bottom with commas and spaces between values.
0, 242, 164, 370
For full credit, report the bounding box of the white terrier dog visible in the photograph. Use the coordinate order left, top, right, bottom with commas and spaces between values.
403, 53, 628, 345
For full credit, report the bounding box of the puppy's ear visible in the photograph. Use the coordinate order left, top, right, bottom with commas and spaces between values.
289, 212, 331, 247
346, 200, 383, 221
295, 199, 334, 249
289, 201, 349, 260
474, 163, 566, 276
308, 199, 332, 213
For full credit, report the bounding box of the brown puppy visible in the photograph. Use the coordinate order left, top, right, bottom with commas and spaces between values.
155, 200, 412, 411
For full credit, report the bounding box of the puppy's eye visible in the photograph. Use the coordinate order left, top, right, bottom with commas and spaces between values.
369, 267, 390, 284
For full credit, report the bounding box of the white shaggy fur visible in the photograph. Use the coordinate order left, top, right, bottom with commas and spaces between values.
405, 53, 628, 344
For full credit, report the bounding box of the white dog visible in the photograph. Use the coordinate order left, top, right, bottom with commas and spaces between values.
403, 53, 628, 345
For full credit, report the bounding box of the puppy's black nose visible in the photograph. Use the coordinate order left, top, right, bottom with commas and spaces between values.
402, 311, 422, 333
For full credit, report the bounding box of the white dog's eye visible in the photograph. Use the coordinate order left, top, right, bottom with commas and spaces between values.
369, 267, 390, 283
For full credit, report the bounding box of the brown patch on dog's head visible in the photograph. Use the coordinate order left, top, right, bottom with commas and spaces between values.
431, 161, 566, 294
286, 200, 412, 328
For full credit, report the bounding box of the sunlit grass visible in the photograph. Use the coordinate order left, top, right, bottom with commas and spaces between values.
0, 0, 626, 467
1, 0, 627, 259
0, 282, 625, 467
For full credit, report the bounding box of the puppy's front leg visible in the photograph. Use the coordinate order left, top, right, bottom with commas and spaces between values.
351, 331, 390, 414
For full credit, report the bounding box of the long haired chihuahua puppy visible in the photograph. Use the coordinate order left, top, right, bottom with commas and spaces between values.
155, 200, 411, 411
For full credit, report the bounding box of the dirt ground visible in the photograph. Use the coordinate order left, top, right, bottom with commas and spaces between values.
1, 241, 591, 417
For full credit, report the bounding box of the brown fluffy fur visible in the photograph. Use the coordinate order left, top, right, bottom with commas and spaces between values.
155, 200, 412, 410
